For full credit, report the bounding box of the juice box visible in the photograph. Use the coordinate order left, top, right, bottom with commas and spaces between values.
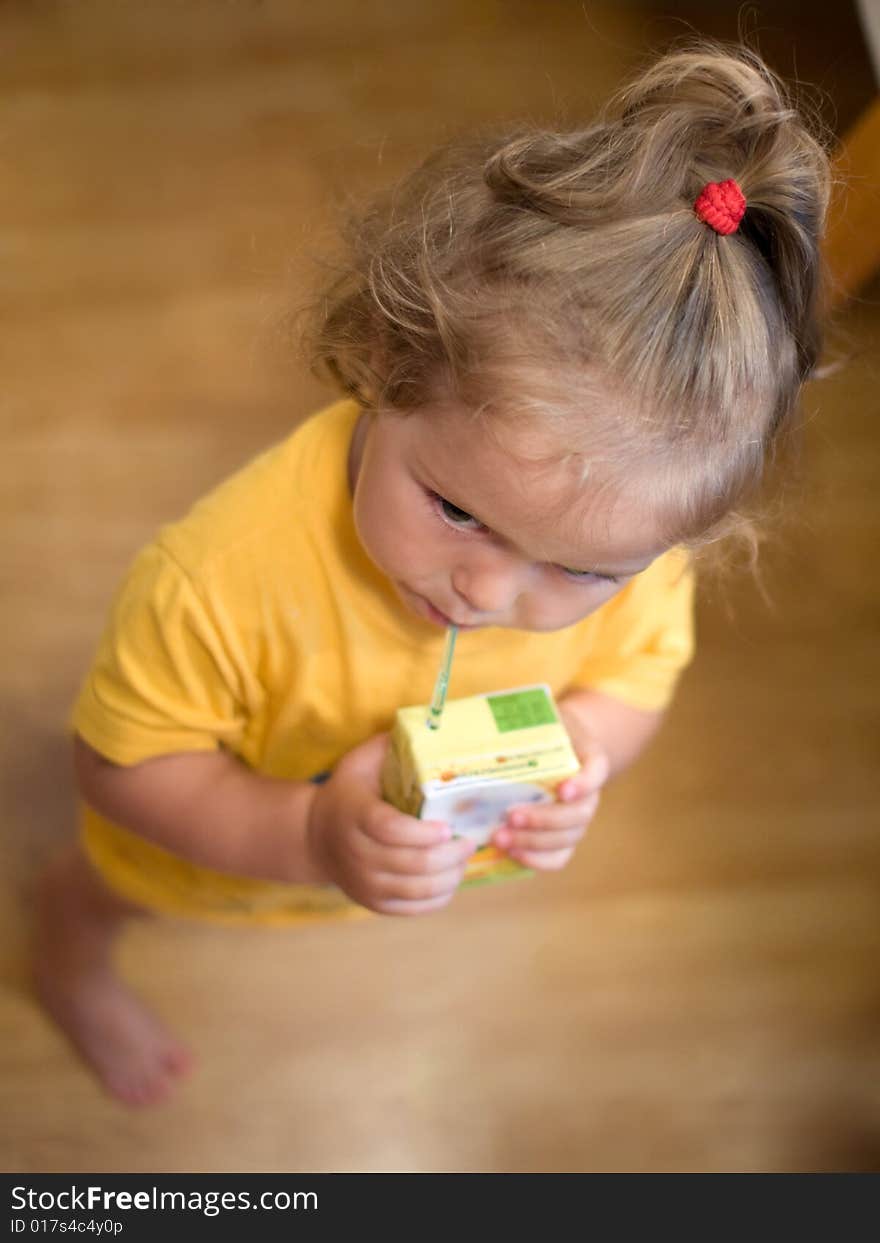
381, 684, 580, 887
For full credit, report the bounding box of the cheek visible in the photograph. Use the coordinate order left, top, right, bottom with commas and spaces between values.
354, 493, 393, 569
352, 480, 381, 556
354, 478, 434, 574
567, 584, 622, 623
525, 582, 619, 629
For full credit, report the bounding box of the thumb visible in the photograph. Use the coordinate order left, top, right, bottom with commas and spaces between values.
581, 743, 611, 791
339, 732, 390, 787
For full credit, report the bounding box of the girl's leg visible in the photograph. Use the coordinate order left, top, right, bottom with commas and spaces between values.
33, 841, 194, 1106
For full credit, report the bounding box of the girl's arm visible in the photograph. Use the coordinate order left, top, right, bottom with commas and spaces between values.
73, 735, 327, 885
74, 733, 474, 914
556, 687, 665, 779
489, 688, 665, 872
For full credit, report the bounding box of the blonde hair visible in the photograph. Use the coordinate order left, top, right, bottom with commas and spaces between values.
306, 41, 832, 554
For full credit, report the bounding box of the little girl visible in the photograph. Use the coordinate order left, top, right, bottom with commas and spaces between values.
34, 43, 831, 1106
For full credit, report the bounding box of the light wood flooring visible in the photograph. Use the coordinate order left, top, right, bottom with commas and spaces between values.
1, 0, 878, 1172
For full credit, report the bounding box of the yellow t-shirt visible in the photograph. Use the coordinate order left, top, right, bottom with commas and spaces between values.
72, 398, 694, 924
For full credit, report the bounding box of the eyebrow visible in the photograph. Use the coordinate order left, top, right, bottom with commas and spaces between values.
425, 477, 656, 579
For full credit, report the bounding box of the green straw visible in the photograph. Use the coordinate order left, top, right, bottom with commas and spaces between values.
426, 625, 458, 730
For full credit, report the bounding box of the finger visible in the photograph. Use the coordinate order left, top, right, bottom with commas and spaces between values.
336, 732, 391, 789
557, 752, 610, 800
509, 847, 574, 872
363, 805, 453, 849
493, 823, 587, 853
375, 892, 458, 917
502, 791, 599, 835
376, 863, 470, 904
377, 837, 477, 877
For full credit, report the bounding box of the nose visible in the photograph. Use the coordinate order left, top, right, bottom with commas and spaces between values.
451, 549, 531, 617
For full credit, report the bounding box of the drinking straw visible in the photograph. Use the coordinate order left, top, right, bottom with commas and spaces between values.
426, 625, 458, 730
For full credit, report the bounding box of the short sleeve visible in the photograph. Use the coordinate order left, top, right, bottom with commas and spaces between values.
71, 542, 249, 765
571, 549, 696, 711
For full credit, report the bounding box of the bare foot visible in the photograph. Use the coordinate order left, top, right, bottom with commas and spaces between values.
35, 962, 194, 1106
33, 845, 194, 1107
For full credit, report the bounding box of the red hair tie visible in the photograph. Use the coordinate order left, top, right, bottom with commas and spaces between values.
693, 179, 746, 235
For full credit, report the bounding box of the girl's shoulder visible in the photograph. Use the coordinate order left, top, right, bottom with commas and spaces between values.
153, 398, 360, 583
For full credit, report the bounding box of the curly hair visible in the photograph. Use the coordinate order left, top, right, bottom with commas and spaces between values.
304, 41, 832, 553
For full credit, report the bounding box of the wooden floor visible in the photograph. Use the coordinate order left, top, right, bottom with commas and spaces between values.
2, 1, 879, 1173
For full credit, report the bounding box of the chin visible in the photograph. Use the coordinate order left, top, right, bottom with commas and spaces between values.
517, 616, 580, 633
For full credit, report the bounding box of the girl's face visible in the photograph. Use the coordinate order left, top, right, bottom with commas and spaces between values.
350, 404, 667, 632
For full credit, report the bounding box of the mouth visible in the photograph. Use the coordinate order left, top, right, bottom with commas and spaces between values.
411, 592, 482, 631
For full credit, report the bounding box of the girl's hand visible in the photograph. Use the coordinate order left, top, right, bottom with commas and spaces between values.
491, 715, 611, 872
306, 733, 476, 915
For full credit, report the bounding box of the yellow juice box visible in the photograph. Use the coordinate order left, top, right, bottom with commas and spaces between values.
381, 684, 580, 887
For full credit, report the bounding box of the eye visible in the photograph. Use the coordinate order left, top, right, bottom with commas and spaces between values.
559, 566, 619, 585
434, 493, 486, 532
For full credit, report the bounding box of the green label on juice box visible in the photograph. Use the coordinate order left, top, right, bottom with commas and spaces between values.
487, 687, 557, 733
